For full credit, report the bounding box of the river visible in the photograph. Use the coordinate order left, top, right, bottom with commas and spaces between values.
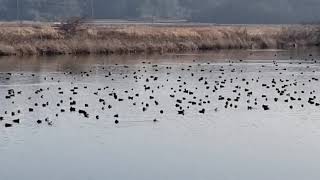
0, 49, 320, 180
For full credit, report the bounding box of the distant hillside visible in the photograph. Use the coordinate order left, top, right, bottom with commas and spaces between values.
0, 0, 320, 24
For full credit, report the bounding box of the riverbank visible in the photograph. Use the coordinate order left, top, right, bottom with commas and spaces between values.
0, 24, 319, 56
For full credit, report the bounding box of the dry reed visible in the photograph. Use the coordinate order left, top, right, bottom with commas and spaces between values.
0, 24, 319, 56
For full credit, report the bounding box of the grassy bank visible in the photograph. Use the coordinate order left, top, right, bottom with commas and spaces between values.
0, 24, 319, 56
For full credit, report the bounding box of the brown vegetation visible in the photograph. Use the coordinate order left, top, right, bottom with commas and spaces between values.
0, 24, 319, 56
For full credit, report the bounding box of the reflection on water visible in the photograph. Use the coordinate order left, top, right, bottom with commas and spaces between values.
1, 49, 320, 180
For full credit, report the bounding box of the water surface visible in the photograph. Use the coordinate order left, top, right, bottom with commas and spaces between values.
1, 49, 320, 180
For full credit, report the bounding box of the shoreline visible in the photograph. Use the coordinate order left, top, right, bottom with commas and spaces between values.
0, 24, 319, 56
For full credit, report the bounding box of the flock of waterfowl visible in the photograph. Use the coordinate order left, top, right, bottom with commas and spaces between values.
0, 54, 320, 128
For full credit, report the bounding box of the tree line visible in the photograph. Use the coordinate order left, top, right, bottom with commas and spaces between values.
0, 0, 320, 23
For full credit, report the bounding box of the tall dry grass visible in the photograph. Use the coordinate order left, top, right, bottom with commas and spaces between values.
0, 24, 319, 56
